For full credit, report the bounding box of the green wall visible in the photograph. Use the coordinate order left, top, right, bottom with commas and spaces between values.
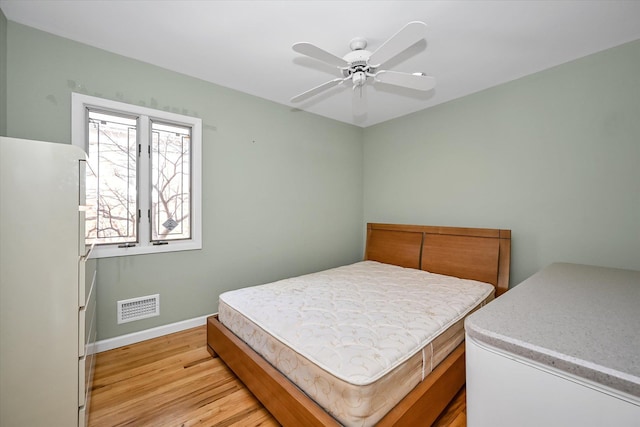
0, 9, 6, 136
364, 40, 640, 285
5, 18, 640, 341
6, 22, 364, 340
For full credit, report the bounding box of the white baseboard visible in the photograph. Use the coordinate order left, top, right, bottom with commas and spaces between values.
93, 313, 216, 353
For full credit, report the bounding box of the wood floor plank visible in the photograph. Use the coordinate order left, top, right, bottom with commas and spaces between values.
88, 326, 466, 427
433, 387, 466, 427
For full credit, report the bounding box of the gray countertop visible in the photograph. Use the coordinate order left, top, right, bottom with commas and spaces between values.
465, 262, 640, 399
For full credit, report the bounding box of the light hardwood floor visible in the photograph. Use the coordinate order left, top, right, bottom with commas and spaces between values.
89, 326, 466, 427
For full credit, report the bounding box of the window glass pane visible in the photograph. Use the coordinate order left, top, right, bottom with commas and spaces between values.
151, 121, 191, 241
86, 110, 138, 245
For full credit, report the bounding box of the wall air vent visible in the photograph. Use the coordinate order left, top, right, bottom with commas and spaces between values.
117, 294, 160, 324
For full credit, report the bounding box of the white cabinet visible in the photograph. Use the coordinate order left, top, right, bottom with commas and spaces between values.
466, 336, 640, 426
465, 263, 640, 426
0, 136, 97, 427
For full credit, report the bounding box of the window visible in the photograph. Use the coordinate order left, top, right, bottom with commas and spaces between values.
72, 93, 202, 258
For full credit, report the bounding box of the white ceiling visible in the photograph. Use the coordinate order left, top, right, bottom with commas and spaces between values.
2, 1, 640, 128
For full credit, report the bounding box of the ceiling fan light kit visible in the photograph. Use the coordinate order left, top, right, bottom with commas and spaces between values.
290, 21, 436, 109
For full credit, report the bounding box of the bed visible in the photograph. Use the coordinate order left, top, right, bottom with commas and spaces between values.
207, 223, 511, 426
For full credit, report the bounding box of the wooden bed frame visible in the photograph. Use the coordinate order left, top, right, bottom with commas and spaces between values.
207, 223, 511, 426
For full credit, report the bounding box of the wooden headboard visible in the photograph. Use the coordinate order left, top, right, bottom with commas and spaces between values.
365, 223, 511, 295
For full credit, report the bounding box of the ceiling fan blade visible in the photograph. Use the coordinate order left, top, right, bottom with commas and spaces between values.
374, 70, 436, 91
368, 21, 427, 68
290, 78, 346, 103
292, 42, 349, 68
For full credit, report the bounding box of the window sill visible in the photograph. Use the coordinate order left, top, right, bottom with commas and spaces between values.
88, 240, 202, 259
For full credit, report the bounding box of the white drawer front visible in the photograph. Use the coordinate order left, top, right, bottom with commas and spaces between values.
79, 256, 97, 308
78, 406, 86, 427
79, 325, 97, 410
79, 257, 86, 308
79, 308, 86, 357
78, 210, 86, 257
78, 279, 96, 357
78, 356, 86, 407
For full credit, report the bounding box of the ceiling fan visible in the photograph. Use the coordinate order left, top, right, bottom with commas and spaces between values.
290, 21, 436, 109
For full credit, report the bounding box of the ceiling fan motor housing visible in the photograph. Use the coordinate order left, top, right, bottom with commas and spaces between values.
342, 49, 375, 79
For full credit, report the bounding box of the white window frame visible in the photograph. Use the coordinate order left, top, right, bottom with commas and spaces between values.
72, 93, 202, 258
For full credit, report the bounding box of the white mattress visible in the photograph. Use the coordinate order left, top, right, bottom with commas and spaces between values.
218, 261, 494, 426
